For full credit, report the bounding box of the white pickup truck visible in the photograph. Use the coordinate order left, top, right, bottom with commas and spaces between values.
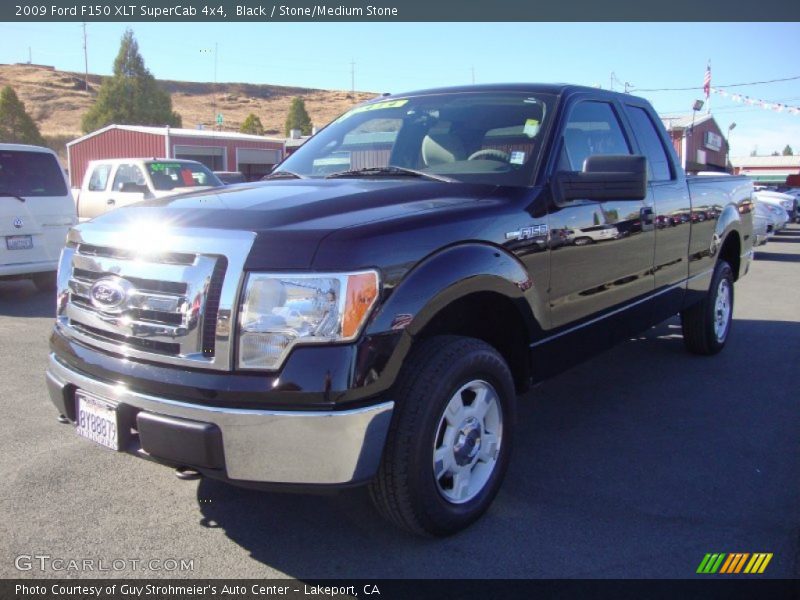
75, 158, 223, 221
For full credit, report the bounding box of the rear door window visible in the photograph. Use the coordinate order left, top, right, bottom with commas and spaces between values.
0, 150, 67, 197
87, 164, 112, 191
626, 105, 673, 181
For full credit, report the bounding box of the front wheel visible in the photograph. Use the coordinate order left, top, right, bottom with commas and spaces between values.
369, 335, 516, 536
681, 260, 734, 355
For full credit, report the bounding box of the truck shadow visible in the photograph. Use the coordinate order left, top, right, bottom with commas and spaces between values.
195, 317, 800, 578
0, 280, 56, 318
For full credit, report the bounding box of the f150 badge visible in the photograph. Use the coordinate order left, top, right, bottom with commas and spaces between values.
506, 224, 548, 240
90, 277, 133, 311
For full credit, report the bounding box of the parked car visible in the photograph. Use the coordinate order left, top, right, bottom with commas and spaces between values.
0, 143, 77, 291
755, 198, 789, 235
47, 84, 753, 537
752, 201, 772, 246
214, 171, 247, 185
75, 158, 223, 220
753, 189, 797, 223
776, 187, 800, 222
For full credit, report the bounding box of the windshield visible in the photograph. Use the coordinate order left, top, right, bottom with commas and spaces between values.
0, 150, 67, 197
276, 91, 555, 186
146, 161, 222, 191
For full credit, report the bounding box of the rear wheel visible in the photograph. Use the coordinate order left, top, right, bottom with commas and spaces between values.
32, 271, 57, 292
681, 260, 734, 355
369, 335, 516, 536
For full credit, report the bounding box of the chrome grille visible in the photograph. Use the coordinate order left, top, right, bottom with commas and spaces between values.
56, 224, 256, 371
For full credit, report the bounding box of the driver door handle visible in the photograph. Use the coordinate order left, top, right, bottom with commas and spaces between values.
107, 198, 116, 206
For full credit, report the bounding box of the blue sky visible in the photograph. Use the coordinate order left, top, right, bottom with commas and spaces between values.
2, 21, 799, 156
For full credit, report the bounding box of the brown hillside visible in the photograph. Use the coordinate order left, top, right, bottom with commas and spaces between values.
0, 63, 375, 155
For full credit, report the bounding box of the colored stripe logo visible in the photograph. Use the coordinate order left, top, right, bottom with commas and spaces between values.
697, 553, 773, 574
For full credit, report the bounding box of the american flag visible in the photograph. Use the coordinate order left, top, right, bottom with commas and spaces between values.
703, 63, 711, 98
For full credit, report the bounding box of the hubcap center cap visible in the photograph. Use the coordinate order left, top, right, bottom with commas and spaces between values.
453, 417, 482, 466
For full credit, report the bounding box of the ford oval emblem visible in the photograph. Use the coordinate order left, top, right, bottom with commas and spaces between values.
90, 277, 132, 311
13, 217, 23, 229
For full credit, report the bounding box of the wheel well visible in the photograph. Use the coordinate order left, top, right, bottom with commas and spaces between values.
719, 231, 741, 280
416, 292, 531, 392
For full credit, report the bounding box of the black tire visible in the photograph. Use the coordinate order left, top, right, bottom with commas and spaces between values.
32, 271, 57, 292
369, 335, 516, 537
681, 260, 734, 355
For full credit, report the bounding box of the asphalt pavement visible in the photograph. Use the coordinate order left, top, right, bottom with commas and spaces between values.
1, 226, 798, 579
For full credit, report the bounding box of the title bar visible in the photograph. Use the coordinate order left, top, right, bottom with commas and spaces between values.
4, 0, 800, 22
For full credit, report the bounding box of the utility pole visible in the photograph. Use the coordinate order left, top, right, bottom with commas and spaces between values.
200, 46, 218, 128
82, 23, 89, 91
610, 71, 615, 91
350, 59, 355, 98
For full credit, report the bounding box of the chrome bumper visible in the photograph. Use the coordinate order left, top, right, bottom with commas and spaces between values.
46, 353, 394, 485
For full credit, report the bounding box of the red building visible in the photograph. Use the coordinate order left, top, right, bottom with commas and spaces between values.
660, 113, 730, 174
730, 156, 800, 185
67, 125, 286, 187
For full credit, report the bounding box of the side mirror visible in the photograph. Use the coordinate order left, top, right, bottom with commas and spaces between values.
118, 181, 148, 194
553, 155, 648, 204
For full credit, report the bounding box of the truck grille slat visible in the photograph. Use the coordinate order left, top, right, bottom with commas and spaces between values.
77, 243, 196, 266
70, 321, 181, 355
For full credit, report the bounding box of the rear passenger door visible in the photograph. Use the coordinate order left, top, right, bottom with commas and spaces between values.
623, 101, 691, 320
547, 99, 656, 329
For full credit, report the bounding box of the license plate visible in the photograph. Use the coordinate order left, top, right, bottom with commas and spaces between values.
5, 235, 33, 250
75, 391, 119, 450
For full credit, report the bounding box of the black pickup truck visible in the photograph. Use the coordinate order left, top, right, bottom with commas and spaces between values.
47, 84, 753, 536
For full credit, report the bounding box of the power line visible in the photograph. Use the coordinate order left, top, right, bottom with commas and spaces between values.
633, 74, 800, 93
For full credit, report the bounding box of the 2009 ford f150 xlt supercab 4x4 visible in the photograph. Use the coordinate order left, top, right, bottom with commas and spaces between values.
47, 85, 753, 536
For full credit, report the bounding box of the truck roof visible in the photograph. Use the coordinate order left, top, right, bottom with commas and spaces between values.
380, 83, 637, 101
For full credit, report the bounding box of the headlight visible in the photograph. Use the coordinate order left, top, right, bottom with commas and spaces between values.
237, 270, 380, 369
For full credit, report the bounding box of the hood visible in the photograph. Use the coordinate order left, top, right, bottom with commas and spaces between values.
85, 179, 498, 269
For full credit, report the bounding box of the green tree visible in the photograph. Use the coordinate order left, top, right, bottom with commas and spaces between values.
771, 151, 780, 156
81, 29, 181, 133
284, 97, 312, 136
783, 145, 793, 156
0, 86, 45, 145
240, 113, 265, 135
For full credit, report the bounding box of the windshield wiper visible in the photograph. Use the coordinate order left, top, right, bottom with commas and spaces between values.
325, 166, 456, 183
0, 191, 26, 202
262, 170, 307, 180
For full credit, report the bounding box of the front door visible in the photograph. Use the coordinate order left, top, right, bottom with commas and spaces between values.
547, 99, 656, 329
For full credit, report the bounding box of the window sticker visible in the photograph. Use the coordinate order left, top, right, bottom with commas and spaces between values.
150, 163, 182, 171
523, 119, 540, 138
510, 151, 526, 165
335, 99, 409, 123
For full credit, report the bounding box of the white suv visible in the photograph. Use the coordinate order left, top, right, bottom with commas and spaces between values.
0, 144, 76, 291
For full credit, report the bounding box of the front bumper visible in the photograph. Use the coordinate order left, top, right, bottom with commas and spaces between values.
46, 353, 394, 486
0, 259, 57, 277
